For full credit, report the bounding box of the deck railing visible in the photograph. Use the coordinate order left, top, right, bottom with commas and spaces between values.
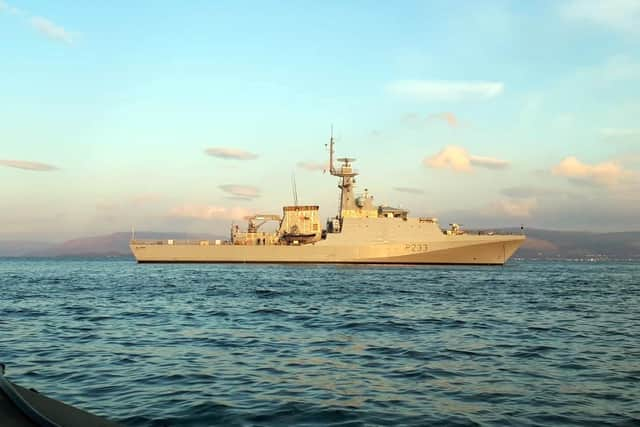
130, 239, 231, 246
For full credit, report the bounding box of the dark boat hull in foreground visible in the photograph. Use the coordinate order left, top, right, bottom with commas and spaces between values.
1, 364, 118, 427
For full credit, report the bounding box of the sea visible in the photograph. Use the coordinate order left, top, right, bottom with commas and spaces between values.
1, 258, 639, 426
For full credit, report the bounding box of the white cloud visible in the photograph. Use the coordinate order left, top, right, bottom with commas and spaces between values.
387, 80, 504, 102
561, 0, 640, 34
491, 198, 537, 217
0, 159, 58, 171
470, 155, 510, 170
219, 184, 260, 199
425, 146, 472, 171
552, 156, 630, 186
205, 147, 258, 160
169, 205, 252, 221
31, 16, 73, 44
424, 146, 509, 172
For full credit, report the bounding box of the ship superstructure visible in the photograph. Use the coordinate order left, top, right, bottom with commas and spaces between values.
130, 134, 525, 264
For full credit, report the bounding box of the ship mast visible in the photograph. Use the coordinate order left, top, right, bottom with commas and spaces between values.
327, 127, 358, 219
291, 173, 299, 206
328, 125, 337, 175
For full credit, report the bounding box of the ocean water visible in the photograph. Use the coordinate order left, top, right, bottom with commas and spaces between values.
1, 258, 639, 426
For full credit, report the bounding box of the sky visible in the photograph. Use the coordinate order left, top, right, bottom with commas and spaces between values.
1, 0, 639, 240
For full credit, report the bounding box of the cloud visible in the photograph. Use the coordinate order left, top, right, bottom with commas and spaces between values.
561, 0, 640, 34
297, 161, 327, 172
403, 112, 467, 129
169, 205, 252, 221
490, 198, 537, 217
31, 16, 73, 44
600, 128, 640, 143
425, 146, 472, 171
393, 187, 425, 195
615, 152, 640, 168
205, 147, 258, 160
552, 156, 630, 186
445, 191, 640, 231
219, 184, 260, 199
424, 146, 509, 172
1, 2, 69, 38
0, 159, 58, 171
387, 80, 504, 102
427, 112, 462, 128
469, 155, 510, 170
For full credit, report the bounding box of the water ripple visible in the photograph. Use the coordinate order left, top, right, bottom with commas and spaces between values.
0, 259, 639, 426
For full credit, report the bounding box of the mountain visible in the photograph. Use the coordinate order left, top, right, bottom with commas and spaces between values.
0, 240, 55, 257
1, 229, 638, 259
510, 228, 640, 260
11, 232, 224, 258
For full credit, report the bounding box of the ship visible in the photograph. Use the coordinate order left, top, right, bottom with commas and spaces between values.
130, 134, 525, 264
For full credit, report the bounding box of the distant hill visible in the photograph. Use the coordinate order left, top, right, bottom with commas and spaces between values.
509, 228, 640, 260
3, 232, 224, 258
0, 240, 55, 257
1, 229, 638, 259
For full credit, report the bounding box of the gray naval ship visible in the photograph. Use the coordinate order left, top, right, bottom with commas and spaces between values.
130, 135, 525, 264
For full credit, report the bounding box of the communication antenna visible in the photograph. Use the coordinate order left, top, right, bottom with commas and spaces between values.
291, 172, 299, 206
131, 225, 135, 242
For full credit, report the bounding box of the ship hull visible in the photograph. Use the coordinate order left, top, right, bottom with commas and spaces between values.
130, 235, 524, 265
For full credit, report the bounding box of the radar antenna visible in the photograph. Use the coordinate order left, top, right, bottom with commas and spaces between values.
324, 126, 359, 219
